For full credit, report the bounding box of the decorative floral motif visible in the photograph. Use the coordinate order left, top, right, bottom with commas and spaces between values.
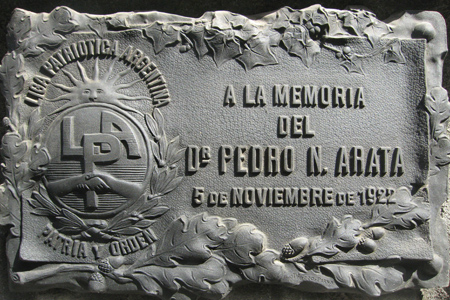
139, 5, 401, 72
280, 187, 430, 262
365, 187, 430, 230
426, 87, 450, 174
0, 53, 26, 128
320, 264, 404, 295
121, 213, 266, 299
0, 52, 46, 235
18, 7, 78, 57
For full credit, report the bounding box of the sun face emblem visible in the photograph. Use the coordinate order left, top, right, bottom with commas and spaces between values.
47, 58, 150, 115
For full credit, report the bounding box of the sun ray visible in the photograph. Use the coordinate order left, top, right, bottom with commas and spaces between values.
103, 58, 117, 81
46, 94, 71, 102
61, 69, 81, 86
117, 95, 153, 101
116, 79, 142, 90
93, 58, 100, 81
76, 61, 89, 82
110, 68, 132, 84
52, 83, 75, 92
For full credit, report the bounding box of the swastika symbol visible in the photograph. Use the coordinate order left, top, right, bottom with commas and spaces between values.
61, 111, 141, 209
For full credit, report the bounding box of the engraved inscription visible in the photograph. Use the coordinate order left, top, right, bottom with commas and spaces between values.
224, 84, 365, 108
192, 186, 396, 207
186, 145, 404, 178
218, 145, 295, 176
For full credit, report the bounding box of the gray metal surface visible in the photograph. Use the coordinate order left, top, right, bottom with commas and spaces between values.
0, 5, 448, 300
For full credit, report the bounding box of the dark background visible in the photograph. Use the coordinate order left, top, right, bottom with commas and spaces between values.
0, 1, 449, 300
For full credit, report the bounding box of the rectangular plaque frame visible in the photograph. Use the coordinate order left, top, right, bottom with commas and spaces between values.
0, 5, 448, 299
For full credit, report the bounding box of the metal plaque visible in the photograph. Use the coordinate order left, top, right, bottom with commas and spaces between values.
0, 5, 448, 299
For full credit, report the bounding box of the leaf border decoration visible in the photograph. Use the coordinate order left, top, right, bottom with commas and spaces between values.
280, 186, 430, 263
0, 52, 48, 235
18, 6, 78, 57
119, 213, 267, 300
9, 210, 442, 298
137, 5, 404, 72
425, 87, 450, 174
0, 6, 79, 234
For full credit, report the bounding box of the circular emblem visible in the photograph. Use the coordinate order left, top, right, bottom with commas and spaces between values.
44, 103, 151, 218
